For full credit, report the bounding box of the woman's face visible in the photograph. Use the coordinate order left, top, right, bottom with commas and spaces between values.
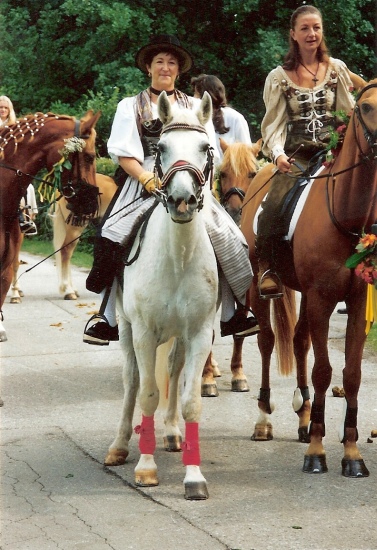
290, 13, 323, 55
146, 51, 180, 91
0, 101, 10, 122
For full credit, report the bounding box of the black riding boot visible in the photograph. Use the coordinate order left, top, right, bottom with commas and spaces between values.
86, 236, 124, 294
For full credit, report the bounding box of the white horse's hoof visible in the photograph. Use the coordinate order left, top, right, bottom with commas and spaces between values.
10, 297, 21, 304
104, 448, 128, 466
135, 469, 159, 486
0, 331, 7, 342
184, 481, 209, 500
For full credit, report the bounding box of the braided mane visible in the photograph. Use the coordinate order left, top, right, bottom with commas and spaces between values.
0, 112, 74, 159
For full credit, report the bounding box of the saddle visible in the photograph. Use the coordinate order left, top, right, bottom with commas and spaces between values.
277, 152, 326, 239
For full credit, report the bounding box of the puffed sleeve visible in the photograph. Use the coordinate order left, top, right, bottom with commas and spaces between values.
331, 58, 356, 114
107, 96, 144, 164
260, 68, 289, 160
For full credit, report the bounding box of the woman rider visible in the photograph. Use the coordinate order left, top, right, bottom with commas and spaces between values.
84, 35, 259, 345
257, 5, 364, 298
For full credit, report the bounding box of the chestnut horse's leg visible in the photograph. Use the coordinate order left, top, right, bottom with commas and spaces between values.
230, 335, 250, 392
339, 287, 369, 477
250, 281, 276, 441
292, 296, 311, 443
201, 331, 219, 397
303, 291, 336, 474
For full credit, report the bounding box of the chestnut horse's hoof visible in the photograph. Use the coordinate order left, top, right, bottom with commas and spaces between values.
251, 423, 273, 441
201, 383, 219, 397
341, 458, 369, 478
184, 481, 209, 500
302, 454, 328, 474
164, 435, 182, 452
104, 448, 128, 466
231, 379, 250, 392
135, 469, 159, 487
298, 426, 310, 443
64, 292, 78, 300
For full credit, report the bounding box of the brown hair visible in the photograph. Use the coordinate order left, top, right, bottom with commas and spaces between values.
283, 5, 330, 71
191, 74, 230, 134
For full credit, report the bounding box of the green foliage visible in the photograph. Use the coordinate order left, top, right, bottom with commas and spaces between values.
0, 0, 375, 150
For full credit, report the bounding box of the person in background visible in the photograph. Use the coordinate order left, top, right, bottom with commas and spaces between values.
257, 4, 364, 299
83, 35, 259, 346
191, 74, 252, 163
0, 95, 38, 234
0, 95, 16, 127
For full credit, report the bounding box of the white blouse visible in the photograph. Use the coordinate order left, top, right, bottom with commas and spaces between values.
261, 57, 356, 160
215, 106, 252, 162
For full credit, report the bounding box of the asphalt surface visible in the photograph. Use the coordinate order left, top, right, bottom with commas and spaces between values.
1, 251, 377, 550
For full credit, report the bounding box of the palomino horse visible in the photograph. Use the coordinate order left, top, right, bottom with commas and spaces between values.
0, 110, 101, 341
104, 91, 218, 500
51, 173, 117, 299
241, 80, 377, 476
201, 139, 261, 396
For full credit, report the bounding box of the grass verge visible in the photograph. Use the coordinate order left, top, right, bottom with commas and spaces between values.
21, 238, 93, 270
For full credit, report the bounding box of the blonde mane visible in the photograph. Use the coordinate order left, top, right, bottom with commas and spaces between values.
220, 142, 258, 178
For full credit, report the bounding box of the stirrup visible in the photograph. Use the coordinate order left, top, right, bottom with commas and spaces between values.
258, 269, 283, 300
20, 213, 38, 235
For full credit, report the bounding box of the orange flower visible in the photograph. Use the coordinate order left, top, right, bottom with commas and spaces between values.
359, 234, 377, 249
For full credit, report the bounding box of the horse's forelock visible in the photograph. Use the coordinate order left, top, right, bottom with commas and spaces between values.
221, 143, 257, 178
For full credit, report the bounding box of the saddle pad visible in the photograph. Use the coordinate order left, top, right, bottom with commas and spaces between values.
253, 164, 325, 242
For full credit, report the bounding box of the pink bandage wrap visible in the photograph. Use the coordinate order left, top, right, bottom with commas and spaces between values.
134, 414, 156, 454
182, 422, 200, 466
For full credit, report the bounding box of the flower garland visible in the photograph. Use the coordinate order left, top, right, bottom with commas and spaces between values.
324, 110, 351, 164
345, 233, 377, 289
37, 136, 86, 204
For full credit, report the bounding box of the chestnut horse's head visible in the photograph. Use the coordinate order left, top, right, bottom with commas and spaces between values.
216, 138, 262, 225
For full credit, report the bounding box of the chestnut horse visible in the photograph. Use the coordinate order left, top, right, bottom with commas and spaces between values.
0, 110, 100, 341
241, 80, 377, 477
201, 139, 261, 396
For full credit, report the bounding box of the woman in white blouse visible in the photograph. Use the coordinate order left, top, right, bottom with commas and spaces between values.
191, 74, 252, 164
84, 35, 259, 346
257, 4, 364, 298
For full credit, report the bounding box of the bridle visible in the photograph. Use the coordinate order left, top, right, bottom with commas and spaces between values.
154, 122, 214, 212
325, 83, 377, 241
0, 116, 96, 209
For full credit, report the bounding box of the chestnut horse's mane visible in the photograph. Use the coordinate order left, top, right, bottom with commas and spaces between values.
0, 112, 74, 158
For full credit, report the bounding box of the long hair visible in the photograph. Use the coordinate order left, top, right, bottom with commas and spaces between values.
0, 95, 16, 125
191, 74, 230, 134
283, 5, 330, 71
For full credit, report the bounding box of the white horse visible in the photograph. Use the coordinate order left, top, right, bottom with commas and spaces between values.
104, 91, 218, 500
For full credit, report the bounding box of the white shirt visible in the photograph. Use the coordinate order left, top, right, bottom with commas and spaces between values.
214, 106, 252, 163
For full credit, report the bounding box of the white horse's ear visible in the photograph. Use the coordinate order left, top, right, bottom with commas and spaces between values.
197, 91, 212, 126
158, 91, 173, 125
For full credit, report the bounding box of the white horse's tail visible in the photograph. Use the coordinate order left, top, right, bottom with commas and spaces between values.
156, 338, 175, 411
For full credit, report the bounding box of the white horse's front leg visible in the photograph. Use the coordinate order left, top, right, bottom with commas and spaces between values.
181, 332, 213, 500
133, 333, 160, 486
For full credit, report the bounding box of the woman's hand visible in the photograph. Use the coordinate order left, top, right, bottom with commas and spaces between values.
276, 154, 294, 173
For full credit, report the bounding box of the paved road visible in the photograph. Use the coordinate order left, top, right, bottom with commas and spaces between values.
1, 252, 377, 550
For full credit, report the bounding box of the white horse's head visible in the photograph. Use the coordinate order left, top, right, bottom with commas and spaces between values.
156, 91, 213, 223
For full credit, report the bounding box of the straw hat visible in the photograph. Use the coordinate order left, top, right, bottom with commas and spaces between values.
135, 34, 193, 74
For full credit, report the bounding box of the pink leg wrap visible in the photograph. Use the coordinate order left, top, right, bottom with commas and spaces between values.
134, 415, 156, 454
182, 422, 200, 466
